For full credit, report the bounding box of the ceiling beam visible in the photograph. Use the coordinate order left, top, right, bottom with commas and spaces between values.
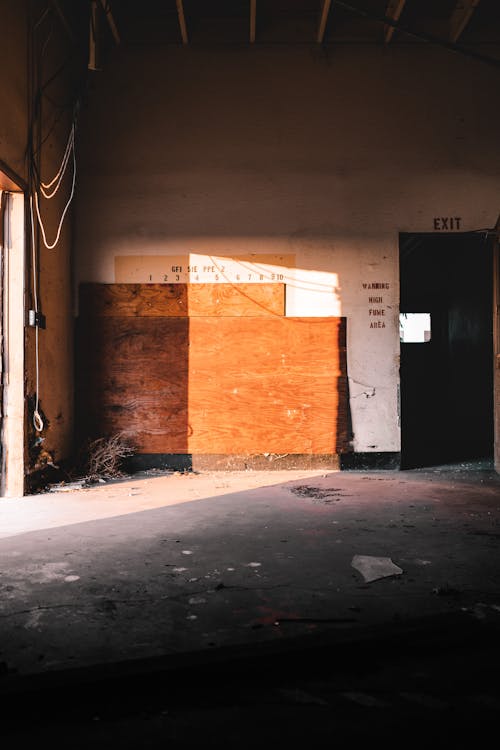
99, 0, 120, 45
88, 0, 99, 70
317, 0, 332, 44
49, 0, 75, 43
250, 0, 256, 43
384, 0, 406, 43
335, 1, 500, 69
176, 0, 189, 44
450, 0, 481, 43
0, 170, 23, 193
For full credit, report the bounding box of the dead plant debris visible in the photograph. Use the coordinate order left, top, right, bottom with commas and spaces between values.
84, 433, 135, 482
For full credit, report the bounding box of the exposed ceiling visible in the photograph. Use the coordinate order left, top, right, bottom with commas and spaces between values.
44, 1, 497, 74
102, 0, 500, 53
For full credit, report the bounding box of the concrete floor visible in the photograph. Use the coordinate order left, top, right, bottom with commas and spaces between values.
1, 465, 499, 690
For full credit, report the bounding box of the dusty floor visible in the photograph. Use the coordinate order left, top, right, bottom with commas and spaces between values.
1, 466, 499, 744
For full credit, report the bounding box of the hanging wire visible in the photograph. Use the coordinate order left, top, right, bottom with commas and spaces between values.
34, 123, 77, 250
26, 0, 83, 434
39, 123, 74, 197
29, 194, 44, 433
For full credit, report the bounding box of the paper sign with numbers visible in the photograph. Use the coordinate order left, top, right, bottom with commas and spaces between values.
115, 254, 296, 284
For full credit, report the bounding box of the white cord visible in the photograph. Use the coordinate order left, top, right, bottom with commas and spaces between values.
39, 128, 74, 199
40, 123, 74, 193
30, 118, 77, 430
35, 138, 76, 250
29, 195, 44, 432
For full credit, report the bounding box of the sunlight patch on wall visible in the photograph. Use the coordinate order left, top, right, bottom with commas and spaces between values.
114, 253, 342, 316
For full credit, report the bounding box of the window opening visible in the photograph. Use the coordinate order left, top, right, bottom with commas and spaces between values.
399, 313, 431, 343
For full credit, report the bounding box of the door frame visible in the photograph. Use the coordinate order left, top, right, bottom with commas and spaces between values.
0, 178, 26, 497
399, 230, 495, 469
494, 234, 500, 473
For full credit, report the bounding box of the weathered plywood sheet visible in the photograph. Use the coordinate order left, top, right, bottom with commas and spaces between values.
79, 283, 284, 317
77, 317, 190, 453
77, 316, 348, 455
187, 317, 347, 454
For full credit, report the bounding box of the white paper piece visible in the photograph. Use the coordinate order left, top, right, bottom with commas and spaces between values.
351, 555, 403, 583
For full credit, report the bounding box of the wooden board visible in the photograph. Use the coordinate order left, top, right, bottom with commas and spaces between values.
187, 317, 347, 454
77, 315, 349, 455
79, 283, 285, 317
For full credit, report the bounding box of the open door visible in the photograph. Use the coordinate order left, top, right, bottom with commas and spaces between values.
400, 232, 494, 469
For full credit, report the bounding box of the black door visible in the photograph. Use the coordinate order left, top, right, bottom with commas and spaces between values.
399, 233, 493, 469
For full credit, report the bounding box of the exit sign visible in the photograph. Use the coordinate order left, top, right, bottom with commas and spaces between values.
433, 217, 462, 231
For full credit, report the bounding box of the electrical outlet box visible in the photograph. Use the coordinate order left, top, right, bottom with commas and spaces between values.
27, 310, 46, 329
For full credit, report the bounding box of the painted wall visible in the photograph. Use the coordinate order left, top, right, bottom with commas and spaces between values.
75, 44, 500, 454
0, 0, 78, 482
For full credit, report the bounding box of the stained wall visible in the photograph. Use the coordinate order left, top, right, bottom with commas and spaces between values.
0, 0, 81, 487
74, 43, 500, 457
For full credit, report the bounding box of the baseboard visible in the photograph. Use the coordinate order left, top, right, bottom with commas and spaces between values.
126, 453, 342, 472
340, 452, 401, 470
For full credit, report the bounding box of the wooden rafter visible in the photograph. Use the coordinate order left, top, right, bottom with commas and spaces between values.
317, 0, 332, 44
250, 0, 256, 43
99, 0, 120, 45
384, 0, 406, 43
49, 0, 75, 43
450, 0, 481, 43
88, 0, 99, 70
0, 169, 22, 193
176, 0, 189, 45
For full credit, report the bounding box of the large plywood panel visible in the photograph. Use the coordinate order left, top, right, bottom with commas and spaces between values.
77, 317, 190, 452
187, 317, 347, 454
79, 283, 284, 317
77, 314, 348, 455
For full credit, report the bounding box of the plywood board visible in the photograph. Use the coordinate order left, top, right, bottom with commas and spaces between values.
77, 315, 348, 455
187, 316, 347, 454
79, 283, 285, 317
77, 317, 190, 452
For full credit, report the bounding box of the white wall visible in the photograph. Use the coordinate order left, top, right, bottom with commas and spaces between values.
76, 44, 500, 454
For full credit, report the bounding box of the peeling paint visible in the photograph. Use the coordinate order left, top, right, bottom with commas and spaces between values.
349, 378, 376, 399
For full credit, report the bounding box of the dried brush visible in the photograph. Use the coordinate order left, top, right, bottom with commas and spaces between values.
85, 433, 135, 481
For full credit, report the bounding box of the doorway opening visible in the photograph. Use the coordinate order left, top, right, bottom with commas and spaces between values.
399, 232, 494, 470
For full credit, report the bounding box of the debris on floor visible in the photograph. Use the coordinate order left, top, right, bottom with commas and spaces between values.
48, 481, 87, 493
432, 584, 460, 597
290, 485, 344, 503
277, 688, 329, 706
351, 555, 403, 583
84, 433, 135, 482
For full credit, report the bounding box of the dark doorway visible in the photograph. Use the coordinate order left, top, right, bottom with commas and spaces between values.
399, 232, 493, 469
